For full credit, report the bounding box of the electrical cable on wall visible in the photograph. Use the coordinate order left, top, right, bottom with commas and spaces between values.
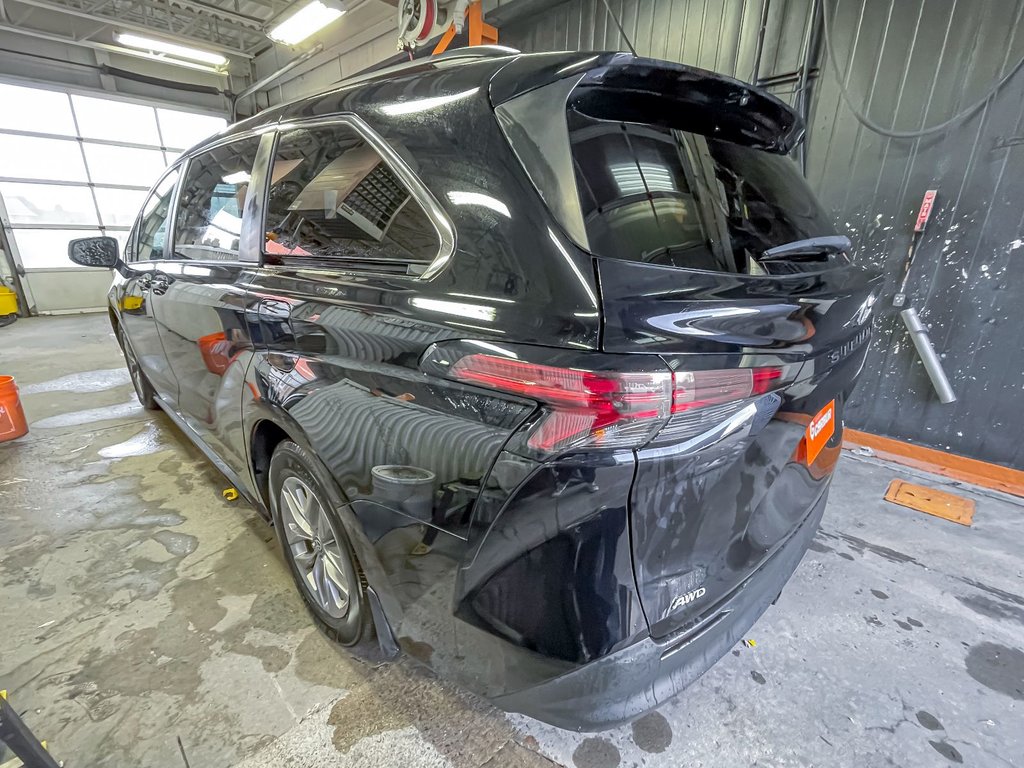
822, 0, 1024, 139
600, 0, 637, 57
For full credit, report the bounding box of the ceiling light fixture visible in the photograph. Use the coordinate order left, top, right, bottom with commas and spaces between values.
114, 32, 227, 66
268, 0, 346, 46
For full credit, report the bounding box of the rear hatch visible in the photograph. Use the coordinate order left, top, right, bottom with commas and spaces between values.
494, 54, 881, 639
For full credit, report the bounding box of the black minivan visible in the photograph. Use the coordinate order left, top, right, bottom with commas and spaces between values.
70, 47, 879, 730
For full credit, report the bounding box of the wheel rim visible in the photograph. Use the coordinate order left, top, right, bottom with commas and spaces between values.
279, 476, 350, 619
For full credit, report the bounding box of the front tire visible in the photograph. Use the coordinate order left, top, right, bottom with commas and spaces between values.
269, 440, 369, 646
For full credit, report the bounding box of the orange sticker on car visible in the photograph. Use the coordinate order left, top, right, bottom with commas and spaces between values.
805, 400, 835, 465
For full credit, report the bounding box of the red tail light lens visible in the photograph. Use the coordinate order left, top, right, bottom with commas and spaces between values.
672, 367, 783, 413
449, 354, 672, 452
443, 350, 785, 454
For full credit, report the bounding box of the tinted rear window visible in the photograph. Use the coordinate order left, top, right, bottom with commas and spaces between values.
499, 93, 838, 274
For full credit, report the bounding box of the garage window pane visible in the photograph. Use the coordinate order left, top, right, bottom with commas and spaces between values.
71, 95, 160, 145
94, 187, 148, 227
0, 135, 87, 181
83, 143, 167, 186
156, 108, 226, 150
0, 84, 76, 135
14, 228, 101, 269
0, 182, 98, 225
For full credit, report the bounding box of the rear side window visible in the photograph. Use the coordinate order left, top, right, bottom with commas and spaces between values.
570, 115, 717, 271
500, 87, 838, 274
263, 124, 441, 274
173, 136, 261, 262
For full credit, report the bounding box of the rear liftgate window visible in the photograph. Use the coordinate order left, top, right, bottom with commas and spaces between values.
501, 84, 842, 274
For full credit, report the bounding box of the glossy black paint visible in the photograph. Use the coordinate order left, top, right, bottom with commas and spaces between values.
490, 52, 804, 152
88, 49, 878, 729
597, 257, 881, 357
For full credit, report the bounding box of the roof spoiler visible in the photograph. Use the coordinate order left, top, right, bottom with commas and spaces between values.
490, 52, 803, 154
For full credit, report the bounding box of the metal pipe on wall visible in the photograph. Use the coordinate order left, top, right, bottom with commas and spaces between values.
900, 308, 957, 404
231, 43, 324, 120
795, 0, 822, 174
750, 0, 771, 84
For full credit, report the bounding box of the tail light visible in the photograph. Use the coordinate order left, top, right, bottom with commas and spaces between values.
437, 347, 784, 455
672, 367, 783, 413
450, 354, 671, 452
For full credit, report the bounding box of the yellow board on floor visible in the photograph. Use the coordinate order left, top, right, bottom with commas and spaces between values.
884, 479, 975, 526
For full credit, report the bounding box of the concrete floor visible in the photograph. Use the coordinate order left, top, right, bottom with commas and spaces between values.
1, 312, 1022, 768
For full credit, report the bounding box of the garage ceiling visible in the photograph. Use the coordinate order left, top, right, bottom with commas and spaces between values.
0, 0, 299, 59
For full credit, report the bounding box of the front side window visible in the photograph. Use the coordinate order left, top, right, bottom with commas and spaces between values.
126, 168, 180, 262
173, 137, 261, 261
263, 124, 440, 273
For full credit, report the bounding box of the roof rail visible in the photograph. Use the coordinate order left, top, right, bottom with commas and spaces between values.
337, 45, 521, 88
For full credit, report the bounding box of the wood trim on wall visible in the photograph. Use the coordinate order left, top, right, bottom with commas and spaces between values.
843, 429, 1024, 499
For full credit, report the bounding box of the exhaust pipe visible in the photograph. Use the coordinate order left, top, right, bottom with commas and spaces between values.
900, 307, 956, 404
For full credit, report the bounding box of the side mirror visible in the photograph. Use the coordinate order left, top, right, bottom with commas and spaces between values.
69, 236, 120, 268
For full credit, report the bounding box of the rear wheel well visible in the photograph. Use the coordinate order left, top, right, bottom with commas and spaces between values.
251, 420, 291, 514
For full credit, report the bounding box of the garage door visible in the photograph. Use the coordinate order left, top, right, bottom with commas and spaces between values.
0, 80, 226, 314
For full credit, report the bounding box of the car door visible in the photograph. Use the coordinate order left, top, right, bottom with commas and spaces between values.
245, 117, 535, 649
146, 134, 268, 482
117, 167, 181, 400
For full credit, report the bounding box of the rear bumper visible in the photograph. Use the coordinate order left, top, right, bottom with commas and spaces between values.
491, 485, 828, 731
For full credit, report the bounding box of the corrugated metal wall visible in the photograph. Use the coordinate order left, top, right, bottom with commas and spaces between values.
503, 0, 1024, 469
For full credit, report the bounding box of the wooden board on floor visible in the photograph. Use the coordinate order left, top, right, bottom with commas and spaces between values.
884, 479, 975, 526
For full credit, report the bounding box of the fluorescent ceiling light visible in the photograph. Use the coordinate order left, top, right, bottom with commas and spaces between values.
222, 171, 251, 185
446, 191, 510, 217
269, 1, 346, 45
381, 88, 479, 116
610, 162, 676, 195
410, 297, 496, 322
115, 32, 227, 66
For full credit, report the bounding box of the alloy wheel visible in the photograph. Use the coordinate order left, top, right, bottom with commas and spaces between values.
279, 475, 350, 619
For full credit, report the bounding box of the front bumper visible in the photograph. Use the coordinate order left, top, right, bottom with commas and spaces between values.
491, 486, 828, 731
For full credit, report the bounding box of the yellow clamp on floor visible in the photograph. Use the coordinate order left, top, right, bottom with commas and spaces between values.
222, 487, 239, 501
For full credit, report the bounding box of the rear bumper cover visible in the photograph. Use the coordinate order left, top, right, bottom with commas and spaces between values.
492, 487, 828, 730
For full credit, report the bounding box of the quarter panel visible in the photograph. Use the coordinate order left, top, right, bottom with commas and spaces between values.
248, 268, 537, 658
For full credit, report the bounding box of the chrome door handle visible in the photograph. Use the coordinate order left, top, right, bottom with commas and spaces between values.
150, 274, 170, 295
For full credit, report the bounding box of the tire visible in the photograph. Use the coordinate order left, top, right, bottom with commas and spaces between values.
269, 440, 370, 646
116, 324, 158, 410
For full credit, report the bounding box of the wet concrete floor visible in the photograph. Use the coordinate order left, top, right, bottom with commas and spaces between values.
1, 313, 1022, 767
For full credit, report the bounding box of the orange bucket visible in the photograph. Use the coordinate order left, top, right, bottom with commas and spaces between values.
0, 375, 28, 442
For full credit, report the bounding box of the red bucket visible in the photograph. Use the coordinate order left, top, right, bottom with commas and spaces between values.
0, 375, 28, 442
